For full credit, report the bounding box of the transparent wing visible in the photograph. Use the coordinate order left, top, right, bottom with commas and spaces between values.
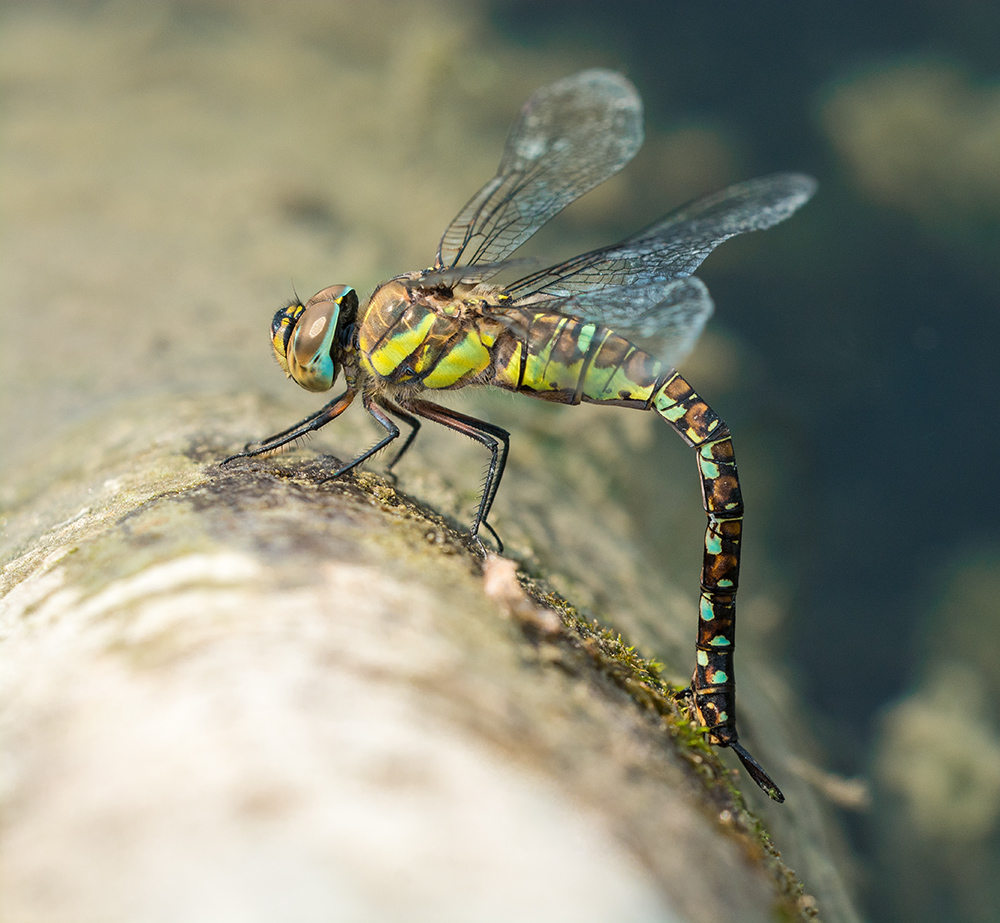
505, 173, 817, 298
512, 277, 715, 369
435, 69, 644, 273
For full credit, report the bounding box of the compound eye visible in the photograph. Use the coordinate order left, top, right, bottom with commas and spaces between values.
287, 298, 340, 392
270, 302, 304, 375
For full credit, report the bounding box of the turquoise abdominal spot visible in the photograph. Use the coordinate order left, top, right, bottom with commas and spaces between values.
697, 650, 709, 666
700, 459, 721, 478
710, 636, 731, 646
705, 533, 723, 555
711, 670, 728, 684
699, 598, 714, 620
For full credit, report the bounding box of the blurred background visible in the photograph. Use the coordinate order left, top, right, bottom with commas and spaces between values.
2, 1, 999, 921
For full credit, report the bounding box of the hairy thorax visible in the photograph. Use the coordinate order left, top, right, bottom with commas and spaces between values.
356, 279, 507, 393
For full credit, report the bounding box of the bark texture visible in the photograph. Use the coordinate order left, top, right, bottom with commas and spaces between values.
0, 394, 825, 923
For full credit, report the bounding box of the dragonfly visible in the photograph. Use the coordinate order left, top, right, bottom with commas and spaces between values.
225, 69, 815, 802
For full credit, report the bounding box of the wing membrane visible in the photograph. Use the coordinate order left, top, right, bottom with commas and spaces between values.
435, 70, 643, 273
506, 173, 817, 298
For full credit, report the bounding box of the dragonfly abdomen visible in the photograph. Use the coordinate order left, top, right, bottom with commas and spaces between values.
490, 308, 663, 407
493, 318, 754, 771
651, 373, 745, 746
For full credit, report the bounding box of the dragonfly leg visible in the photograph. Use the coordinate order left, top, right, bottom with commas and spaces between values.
653, 371, 783, 802
222, 390, 356, 464
381, 403, 421, 473
320, 392, 402, 480
403, 398, 510, 549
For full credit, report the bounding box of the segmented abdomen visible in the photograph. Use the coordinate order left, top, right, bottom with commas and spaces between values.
489, 307, 663, 406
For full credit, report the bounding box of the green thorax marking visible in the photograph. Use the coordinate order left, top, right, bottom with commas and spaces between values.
356, 281, 499, 389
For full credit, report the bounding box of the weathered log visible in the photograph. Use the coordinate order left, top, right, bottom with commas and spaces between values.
0, 392, 828, 922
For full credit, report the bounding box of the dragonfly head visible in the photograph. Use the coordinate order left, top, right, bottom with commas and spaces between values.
271, 284, 358, 392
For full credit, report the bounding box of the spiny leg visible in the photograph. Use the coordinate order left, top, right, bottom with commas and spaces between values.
226, 388, 409, 496
653, 371, 783, 802
222, 390, 356, 464
380, 402, 421, 472
404, 398, 510, 550
319, 392, 402, 481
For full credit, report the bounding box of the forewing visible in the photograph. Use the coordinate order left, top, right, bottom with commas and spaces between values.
506, 172, 817, 298
435, 70, 643, 273
503, 277, 715, 371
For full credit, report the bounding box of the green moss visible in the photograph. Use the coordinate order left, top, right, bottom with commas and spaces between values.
511, 570, 817, 919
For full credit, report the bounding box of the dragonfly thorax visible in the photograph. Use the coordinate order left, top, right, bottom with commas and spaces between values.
271, 284, 358, 393
355, 278, 506, 392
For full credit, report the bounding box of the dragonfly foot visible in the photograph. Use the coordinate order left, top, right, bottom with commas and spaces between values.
466, 521, 503, 557
480, 520, 504, 554
316, 468, 350, 486
221, 447, 254, 466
